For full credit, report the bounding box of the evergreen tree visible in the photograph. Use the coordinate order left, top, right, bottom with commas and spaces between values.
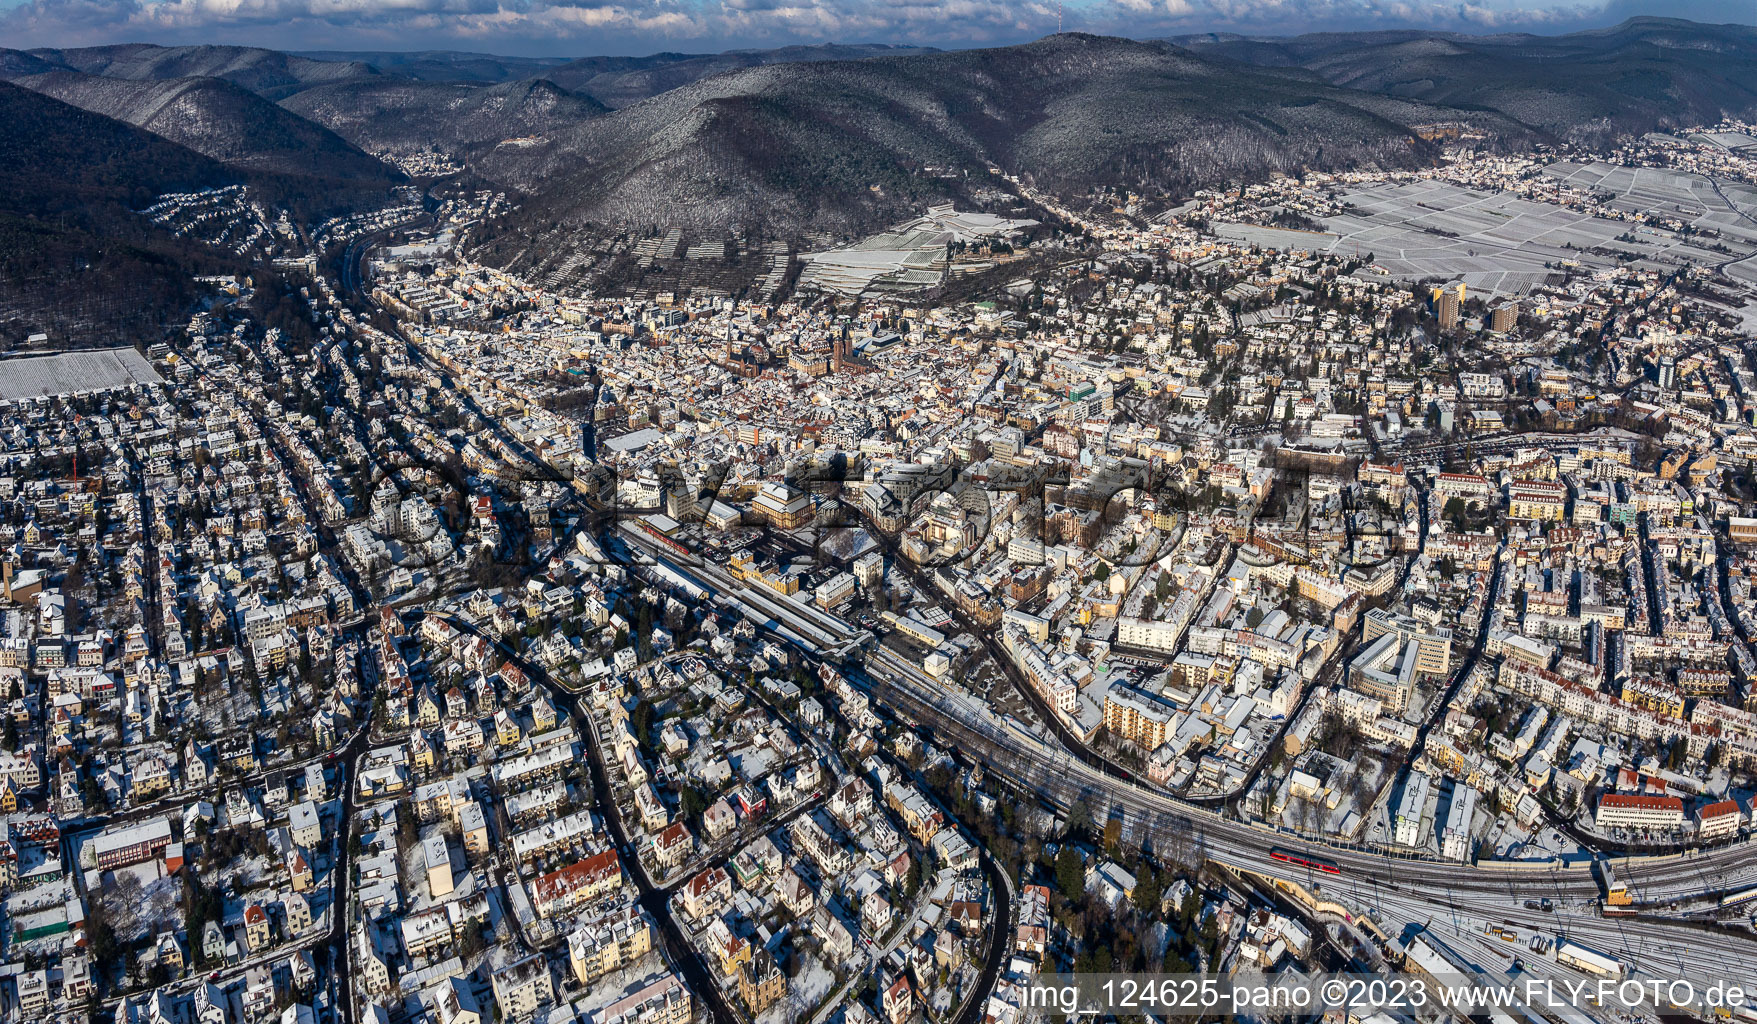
1055, 845, 1085, 898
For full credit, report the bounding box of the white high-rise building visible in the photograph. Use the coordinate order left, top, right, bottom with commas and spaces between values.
1441, 786, 1479, 862
1393, 772, 1433, 848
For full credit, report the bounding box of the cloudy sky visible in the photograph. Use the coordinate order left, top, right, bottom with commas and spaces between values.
1, 0, 1750, 56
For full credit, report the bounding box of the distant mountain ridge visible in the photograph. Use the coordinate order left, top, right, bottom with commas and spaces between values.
4, 19, 1756, 343
19, 42, 378, 99
291, 49, 571, 84
469, 32, 1531, 251
531, 43, 941, 108
279, 77, 609, 168
1168, 16, 1757, 140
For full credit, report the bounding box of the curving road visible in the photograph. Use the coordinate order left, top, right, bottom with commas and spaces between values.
612, 526, 1757, 999
851, 656, 1757, 976
438, 616, 744, 1024
615, 524, 1757, 900
609, 523, 1757, 977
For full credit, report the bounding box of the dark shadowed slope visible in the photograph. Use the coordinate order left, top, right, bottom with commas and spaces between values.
6, 69, 401, 182
0, 82, 248, 347
0, 48, 63, 77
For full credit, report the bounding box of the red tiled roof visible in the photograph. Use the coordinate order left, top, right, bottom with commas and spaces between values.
1600, 793, 1682, 811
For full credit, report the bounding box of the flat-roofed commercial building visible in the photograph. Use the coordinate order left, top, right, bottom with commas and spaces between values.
1362, 608, 1452, 677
